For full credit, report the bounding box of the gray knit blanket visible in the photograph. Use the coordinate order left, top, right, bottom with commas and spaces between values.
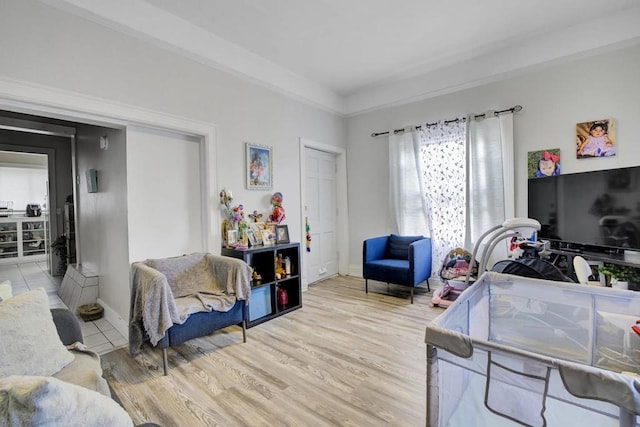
129, 253, 251, 355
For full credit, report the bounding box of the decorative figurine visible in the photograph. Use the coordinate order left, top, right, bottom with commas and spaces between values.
269, 192, 286, 224
249, 210, 263, 223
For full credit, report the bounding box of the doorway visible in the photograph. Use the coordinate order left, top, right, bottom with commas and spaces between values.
0, 150, 50, 266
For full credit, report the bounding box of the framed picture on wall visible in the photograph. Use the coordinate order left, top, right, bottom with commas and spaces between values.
527, 148, 561, 178
576, 118, 616, 158
246, 143, 273, 190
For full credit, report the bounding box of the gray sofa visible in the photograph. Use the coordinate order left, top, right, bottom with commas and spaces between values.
50, 308, 111, 395
129, 253, 252, 374
0, 284, 142, 427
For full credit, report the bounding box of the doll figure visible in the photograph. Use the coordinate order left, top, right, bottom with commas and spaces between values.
269, 192, 286, 224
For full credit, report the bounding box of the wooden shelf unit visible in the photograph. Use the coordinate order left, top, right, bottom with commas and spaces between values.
222, 242, 301, 328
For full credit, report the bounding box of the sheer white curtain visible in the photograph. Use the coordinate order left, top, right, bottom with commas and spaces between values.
467, 114, 515, 263
417, 119, 466, 274
389, 111, 515, 276
389, 131, 429, 236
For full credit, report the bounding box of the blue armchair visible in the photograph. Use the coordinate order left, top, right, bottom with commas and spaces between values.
363, 234, 432, 303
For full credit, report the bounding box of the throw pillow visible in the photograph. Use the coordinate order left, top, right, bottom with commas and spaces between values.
0, 375, 133, 427
386, 234, 424, 260
0, 288, 74, 377
147, 253, 217, 297
0, 280, 11, 302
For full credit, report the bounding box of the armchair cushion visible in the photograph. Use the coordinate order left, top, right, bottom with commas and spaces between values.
146, 253, 215, 298
386, 234, 425, 259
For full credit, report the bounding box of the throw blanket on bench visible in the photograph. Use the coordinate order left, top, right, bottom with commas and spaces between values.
129, 253, 251, 355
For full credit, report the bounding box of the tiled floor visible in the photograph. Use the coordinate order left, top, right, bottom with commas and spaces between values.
0, 261, 126, 355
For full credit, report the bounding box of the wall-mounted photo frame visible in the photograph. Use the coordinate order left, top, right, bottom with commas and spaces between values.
276, 225, 290, 244
246, 229, 258, 246
527, 148, 561, 178
261, 230, 272, 245
226, 229, 237, 247
246, 142, 273, 190
576, 118, 616, 158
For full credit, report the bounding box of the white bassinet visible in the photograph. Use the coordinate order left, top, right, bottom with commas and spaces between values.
425, 271, 640, 426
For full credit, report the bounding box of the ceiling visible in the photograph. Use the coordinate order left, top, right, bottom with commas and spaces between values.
42, 0, 640, 115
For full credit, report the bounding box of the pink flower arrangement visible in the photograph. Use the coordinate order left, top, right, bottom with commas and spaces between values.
232, 204, 245, 224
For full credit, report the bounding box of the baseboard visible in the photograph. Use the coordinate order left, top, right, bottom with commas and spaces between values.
97, 297, 128, 340
348, 264, 363, 277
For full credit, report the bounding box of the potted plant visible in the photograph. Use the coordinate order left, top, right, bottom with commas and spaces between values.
597, 263, 640, 290
50, 235, 68, 276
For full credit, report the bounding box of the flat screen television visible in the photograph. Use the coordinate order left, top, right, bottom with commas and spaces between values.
528, 165, 640, 254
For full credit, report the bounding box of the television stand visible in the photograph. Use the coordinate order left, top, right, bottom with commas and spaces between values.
545, 248, 640, 286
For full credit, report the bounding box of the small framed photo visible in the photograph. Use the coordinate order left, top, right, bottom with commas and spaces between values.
267, 223, 277, 241
227, 230, 238, 246
261, 230, 272, 245
251, 222, 266, 243
246, 229, 258, 246
246, 142, 273, 190
276, 225, 289, 244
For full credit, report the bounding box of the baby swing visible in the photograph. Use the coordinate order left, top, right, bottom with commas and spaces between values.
431, 218, 543, 308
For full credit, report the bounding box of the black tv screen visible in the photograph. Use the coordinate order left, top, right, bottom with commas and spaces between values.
528, 166, 640, 253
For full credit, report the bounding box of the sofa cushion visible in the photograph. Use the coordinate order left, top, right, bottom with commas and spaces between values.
0, 280, 11, 302
53, 344, 110, 397
0, 375, 133, 427
386, 234, 424, 260
0, 288, 74, 377
146, 253, 216, 298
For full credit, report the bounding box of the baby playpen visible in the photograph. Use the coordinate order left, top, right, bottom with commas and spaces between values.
425, 271, 640, 426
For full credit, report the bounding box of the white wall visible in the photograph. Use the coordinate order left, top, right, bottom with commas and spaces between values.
126, 126, 203, 262
346, 43, 640, 274
75, 125, 129, 328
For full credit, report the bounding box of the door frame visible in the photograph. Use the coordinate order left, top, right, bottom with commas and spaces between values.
299, 138, 348, 290
0, 144, 58, 271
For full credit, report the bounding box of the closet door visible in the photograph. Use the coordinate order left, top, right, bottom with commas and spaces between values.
304, 148, 338, 285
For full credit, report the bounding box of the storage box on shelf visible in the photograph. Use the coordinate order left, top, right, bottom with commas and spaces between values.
222, 242, 301, 327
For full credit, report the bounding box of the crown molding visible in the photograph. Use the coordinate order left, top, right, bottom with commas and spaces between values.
38, 1, 640, 118
39, 0, 345, 115
344, 5, 640, 116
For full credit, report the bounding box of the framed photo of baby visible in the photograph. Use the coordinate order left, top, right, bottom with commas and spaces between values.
576, 119, 616, 158
528, 148, 561, 178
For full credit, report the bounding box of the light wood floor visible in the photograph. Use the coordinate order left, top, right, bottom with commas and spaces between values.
101, 276, 443, 426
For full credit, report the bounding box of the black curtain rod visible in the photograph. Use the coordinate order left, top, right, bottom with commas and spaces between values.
370, 105, 523, 138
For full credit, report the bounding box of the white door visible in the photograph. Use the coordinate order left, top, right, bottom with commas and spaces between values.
304, 148, 338, 284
